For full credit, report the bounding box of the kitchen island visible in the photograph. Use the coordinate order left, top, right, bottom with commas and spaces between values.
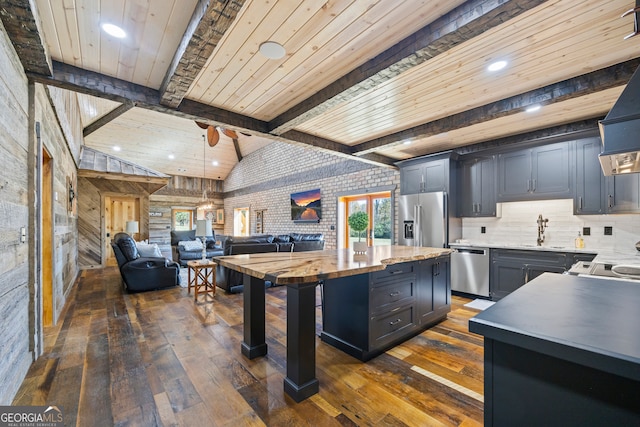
469, 273, 640, 425
215, 245, 452, 402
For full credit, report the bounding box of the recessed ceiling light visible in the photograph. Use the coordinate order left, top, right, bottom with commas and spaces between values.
168, 154, 175, 160
487, 60, 507, 72
259, 41, 286, 59
212, 160, 219, 166
112, 146, 121, 151
102, 23, 126, 39
403, 140, 412, 145
526, 105, 541, 113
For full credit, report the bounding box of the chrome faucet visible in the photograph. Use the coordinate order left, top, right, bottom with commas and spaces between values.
536, 214, 549, 246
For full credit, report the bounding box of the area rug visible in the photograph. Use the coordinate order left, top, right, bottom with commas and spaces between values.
464, 299, 495, 311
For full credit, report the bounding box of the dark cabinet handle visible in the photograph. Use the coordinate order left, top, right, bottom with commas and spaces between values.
608, 195, 613, 208
578, 196, 583, 210
389, 318, 402, 326
389, 270, 404, 275
389, 291, 400, 297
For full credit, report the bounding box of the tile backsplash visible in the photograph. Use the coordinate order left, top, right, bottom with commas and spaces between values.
462, 199, 639, 252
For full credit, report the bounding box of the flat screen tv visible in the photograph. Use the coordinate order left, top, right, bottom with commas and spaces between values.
291, 189, 321, 222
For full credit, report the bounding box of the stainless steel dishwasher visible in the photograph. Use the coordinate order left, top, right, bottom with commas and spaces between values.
451, 246, 490, 297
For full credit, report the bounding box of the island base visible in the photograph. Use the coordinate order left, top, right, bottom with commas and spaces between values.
284, 377, 319, 403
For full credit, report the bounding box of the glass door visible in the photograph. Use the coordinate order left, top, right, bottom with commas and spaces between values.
342, 191, 392, 248
346, 198, 368, 249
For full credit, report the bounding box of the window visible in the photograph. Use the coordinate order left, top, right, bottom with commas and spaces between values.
233, 207, 250, 236
339, 191, 392, 249
173, 209, 193, 231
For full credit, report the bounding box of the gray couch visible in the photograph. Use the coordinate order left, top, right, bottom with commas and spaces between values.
216, 233, 324, 293
170, 229, 224, 267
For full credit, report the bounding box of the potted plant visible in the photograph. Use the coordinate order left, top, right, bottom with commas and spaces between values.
348, 211, 369, 253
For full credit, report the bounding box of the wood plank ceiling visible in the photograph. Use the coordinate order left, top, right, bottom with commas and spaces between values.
1, 0, 639, 179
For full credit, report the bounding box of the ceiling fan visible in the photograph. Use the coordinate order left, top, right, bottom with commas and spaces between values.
195, 121, 243, 147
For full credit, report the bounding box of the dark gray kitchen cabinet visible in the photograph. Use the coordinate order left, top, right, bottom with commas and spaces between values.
574, 136, 640, 214
398, 153, 456, 195
416, 256, 450, 325
459, 156, 496, 217
605, 173, 640, 213
321, 258, 451, 361
400, 163, 424, 194
574, 137, 606, 214
497, 142, 572, 202
490, 249, 566, 300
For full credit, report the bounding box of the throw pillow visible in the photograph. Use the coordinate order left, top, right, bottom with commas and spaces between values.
179, 240, 203, 251
118, 237, 140, 261
136, 242, 162, 258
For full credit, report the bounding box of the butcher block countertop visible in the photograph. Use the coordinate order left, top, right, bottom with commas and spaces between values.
215, 245, 452, 285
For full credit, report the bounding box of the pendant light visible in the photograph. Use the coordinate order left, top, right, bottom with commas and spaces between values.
199, 134, 212, 210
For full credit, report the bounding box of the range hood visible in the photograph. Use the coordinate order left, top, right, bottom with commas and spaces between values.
599, 65, 640, 175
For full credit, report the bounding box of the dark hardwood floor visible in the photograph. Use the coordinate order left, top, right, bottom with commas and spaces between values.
13, 268, 485, 426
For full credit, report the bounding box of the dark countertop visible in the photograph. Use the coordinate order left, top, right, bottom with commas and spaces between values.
469, 273, 640, 381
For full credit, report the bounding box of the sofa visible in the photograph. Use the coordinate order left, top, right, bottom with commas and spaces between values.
111, 233, 181, 292
170, 229, 224, 267
216, 233, 324, 293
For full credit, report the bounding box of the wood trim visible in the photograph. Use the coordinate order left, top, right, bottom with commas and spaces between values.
78, 169, 170, 185
159, 0, 246, 108
268, 0, 547, 135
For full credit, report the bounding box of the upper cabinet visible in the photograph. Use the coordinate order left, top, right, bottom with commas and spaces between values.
398, 153, 456, 195
574, 136, 640, 214
606, 174, 640, 213
575, 137, 606, 214
497, 142, 572, 202
459, 156, 496, 217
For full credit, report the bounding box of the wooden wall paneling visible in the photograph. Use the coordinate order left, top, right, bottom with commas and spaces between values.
77, 177, 103, 268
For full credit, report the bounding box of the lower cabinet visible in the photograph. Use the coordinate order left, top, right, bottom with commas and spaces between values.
490, 249, 596, 300
321, 257, 451, 361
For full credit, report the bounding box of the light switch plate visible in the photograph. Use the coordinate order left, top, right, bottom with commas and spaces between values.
604, 226, 613, 236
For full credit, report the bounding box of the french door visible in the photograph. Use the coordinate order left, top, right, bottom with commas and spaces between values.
342, 192, 391, 249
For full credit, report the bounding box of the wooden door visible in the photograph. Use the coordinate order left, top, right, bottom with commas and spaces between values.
105, 196, 140, 266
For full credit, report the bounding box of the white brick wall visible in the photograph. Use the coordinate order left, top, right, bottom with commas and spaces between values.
223, 141, 400, 249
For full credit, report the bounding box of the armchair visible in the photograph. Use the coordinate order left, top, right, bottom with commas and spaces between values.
111, 233, 181, 292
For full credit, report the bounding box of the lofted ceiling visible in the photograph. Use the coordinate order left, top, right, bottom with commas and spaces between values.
1, 0, 639, 180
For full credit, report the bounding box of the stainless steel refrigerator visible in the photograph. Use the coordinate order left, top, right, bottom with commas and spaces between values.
398, 191, 461, 248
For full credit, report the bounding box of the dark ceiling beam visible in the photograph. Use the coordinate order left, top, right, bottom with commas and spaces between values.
352, 59, 640, 156
455, 118, 602, 155
268, 0, 547, 135
27, 61, 398, 168
0, 0, 52, 75
231, 137, 243, 162
159, 0, 245, 108
83, 101, 135, 137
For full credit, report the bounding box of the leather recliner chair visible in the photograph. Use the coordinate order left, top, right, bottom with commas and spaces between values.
111, 232, 181, 292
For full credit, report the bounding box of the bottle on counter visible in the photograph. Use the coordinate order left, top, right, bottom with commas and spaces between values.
575, 232, 585, 249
